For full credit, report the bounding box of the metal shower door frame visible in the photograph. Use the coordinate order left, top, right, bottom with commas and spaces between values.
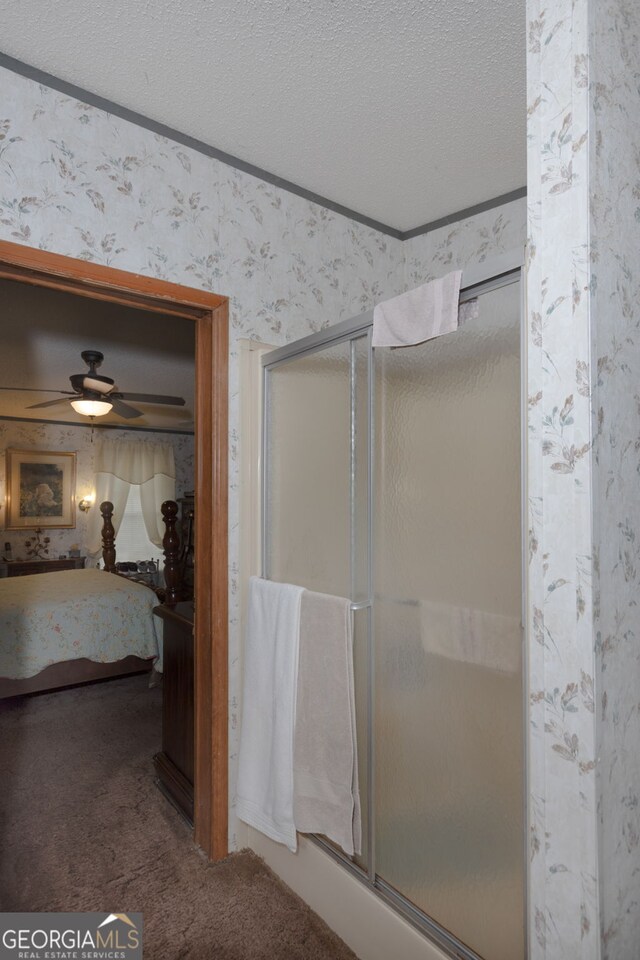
260, 247, 528, 960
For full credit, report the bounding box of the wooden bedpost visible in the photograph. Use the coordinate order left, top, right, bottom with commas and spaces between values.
161, 500, 181, 605
100, 501, 117, 573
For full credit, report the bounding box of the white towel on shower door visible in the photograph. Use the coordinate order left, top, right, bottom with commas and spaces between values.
236, 576, 304, 852
372, 269, 463, 347
293, 589, 362, 857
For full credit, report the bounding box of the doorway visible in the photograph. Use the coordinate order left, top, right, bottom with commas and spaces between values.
0, 238, 229, 861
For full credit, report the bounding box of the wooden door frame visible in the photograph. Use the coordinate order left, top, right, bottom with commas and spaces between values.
0, 239, 229, 861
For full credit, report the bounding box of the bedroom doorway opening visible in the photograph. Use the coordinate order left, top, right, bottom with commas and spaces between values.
0, 239, 229, 862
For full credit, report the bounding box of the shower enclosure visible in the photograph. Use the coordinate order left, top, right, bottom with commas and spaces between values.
260, 252, 526, 960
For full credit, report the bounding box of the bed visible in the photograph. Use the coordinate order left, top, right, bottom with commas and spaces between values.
0, 569, 161, 697
0, 498, 184, 699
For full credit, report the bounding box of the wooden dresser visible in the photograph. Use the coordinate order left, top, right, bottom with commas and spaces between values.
0, 556, 86, 577
152, 601, 194, 824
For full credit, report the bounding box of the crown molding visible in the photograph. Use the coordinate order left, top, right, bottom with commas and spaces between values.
0, 51, 525, 241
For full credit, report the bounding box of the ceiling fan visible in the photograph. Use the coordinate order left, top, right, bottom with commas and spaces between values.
2, 350, 186, 420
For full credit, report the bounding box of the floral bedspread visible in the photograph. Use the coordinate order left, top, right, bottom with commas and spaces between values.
0, 569, 161, 680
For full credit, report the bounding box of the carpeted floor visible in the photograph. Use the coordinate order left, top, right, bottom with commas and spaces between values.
0, 675, 358, 960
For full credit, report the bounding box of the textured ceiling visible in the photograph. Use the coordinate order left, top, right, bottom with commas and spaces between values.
0, 280, 195, 433
0, 0, 526, 231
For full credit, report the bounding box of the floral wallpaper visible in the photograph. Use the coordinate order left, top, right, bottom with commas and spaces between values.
591, 1, 640, 956
526, 2, 600, 956
0, 418, 194, 561
526, 0, 640, 956
404, 196, 526, 287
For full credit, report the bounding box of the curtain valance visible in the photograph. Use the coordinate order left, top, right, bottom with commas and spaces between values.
94, 439, 176, 484
87, 439, 176, 557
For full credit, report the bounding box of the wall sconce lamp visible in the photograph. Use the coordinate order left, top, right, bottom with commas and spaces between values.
78, 496, 94, 513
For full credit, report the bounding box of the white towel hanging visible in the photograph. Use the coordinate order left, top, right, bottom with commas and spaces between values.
236, 576, 304, 852
372, 269, 463, 347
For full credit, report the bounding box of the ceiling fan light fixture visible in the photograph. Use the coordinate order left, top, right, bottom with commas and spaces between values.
70, 398, 113, 417
7, 350, 186, 421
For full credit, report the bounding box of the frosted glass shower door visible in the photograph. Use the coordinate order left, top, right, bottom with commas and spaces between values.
374, 280, 524, 960
264, 335, 371, 868
266, 340, 351, 596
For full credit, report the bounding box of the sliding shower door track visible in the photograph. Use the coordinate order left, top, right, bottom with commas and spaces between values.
309, 833, 484, 960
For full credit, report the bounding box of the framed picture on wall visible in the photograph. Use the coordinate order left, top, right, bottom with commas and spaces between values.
5, 449, 76, 530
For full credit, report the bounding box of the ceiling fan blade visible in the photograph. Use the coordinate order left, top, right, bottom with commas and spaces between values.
0, 387, 76, 394
109, 398, 143, 420
114, 392, 186, 406
27, 396, 76, 409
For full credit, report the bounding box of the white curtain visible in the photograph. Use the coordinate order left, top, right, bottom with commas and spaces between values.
87, 438, 176, 557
